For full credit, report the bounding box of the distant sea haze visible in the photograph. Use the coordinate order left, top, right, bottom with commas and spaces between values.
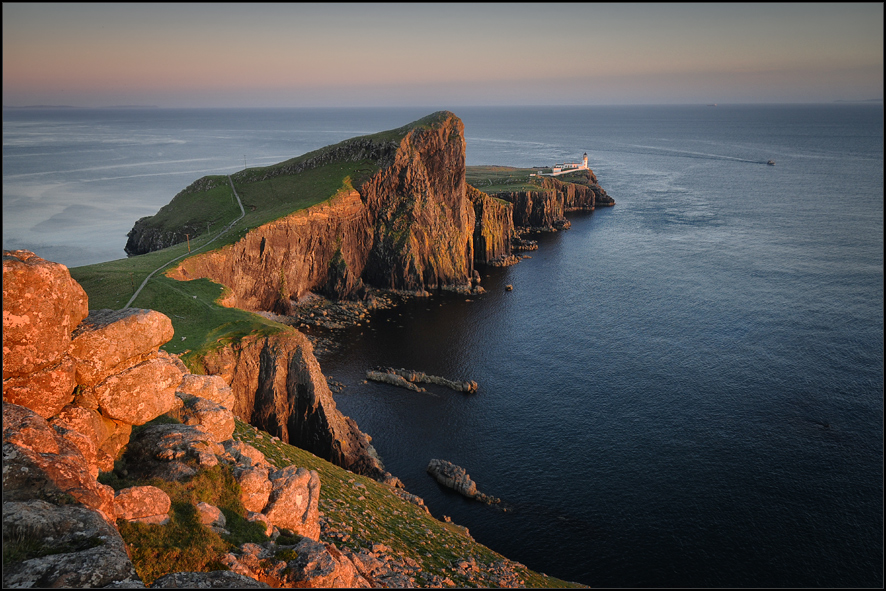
3, 105, 883, 587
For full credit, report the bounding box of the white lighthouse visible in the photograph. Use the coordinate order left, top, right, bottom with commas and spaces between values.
582, 153, 588, 169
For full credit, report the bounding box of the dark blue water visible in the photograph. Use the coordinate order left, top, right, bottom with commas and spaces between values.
3, 105, 883, 587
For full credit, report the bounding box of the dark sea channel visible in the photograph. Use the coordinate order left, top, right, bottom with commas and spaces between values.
3, 104, 883, 587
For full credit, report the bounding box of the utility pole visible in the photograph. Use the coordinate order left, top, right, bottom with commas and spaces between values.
185, 234, 191, 253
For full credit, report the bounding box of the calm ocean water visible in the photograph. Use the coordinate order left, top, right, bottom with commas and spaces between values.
3, 105, 883, 587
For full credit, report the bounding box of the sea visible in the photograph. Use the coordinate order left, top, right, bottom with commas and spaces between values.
3, 104, 883, 587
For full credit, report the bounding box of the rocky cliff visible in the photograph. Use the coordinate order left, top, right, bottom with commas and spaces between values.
466, 184, 515, 265
165, 112, 480, 312
487, 170, 615, 232
193, 329, 386, 480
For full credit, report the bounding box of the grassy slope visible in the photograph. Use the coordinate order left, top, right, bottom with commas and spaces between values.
101, 417, 581, 587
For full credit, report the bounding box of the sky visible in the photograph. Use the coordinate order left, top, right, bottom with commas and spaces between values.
3, 2, 883, 107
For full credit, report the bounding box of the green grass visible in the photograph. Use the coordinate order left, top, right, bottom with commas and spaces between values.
465, 165, 545, 193
103, 462, 267, 585
130, 178, 242, 241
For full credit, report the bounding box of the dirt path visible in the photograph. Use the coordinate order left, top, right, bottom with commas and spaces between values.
123, 175, 245, 309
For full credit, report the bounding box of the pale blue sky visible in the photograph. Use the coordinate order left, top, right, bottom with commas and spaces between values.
3, 2, 883, 107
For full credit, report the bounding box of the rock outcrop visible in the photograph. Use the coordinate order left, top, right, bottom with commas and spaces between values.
367, 367, 478, 394
193, 329, 386, 480
484, 169, 615, 233
3, 250, 88, 417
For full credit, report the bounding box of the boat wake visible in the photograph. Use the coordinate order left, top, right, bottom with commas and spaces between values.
620, 144, 772, 165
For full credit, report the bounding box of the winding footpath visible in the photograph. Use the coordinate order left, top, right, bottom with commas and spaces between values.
123, 175, 246, 309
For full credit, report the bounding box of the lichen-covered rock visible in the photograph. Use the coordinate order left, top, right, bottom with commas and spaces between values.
123, 423, 226, 482
263, 466, 320, 541
223, 440, 271, 469
281, 538, 370, 588
89, 353, 183, 425
166, 393, 235, 443
48, 405, 127, 473
69, 308, 174, 387
2, 403, 116, 524
196, 501, 226, 531
114, 486, 171, 524
234, 465, 273, 513
2, 250, 88, 380
150, 571, 269, 588
176, 373, 236, 410
2, 354, 77, 418
1, 500, 139, 588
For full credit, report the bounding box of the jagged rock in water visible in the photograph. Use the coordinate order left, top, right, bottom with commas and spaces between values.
367, 367, 478, 393
426, 458, 500, 505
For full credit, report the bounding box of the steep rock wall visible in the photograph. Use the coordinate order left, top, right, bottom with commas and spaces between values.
168, 189, 372, 312
360, 114, 475, 291
490, 169, 615, 231
466, 184, 514, 264
193, 329, 385, 479
167, 112, 475, 310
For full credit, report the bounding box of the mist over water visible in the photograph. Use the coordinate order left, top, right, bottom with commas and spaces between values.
3, 105, 882, 587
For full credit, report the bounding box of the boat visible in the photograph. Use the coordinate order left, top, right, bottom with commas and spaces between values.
767, 160, 776, 166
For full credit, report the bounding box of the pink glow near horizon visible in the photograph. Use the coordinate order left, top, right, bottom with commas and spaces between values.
3, 3, 882, 108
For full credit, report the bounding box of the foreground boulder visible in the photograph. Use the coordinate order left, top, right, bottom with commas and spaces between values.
69, 308, 175, 387
2, 250, 88, 381
114, 486, 172, 525
150, 571, 270, 588
263, 466, 321, 541
221, 539, 369, 588
3, 403, 116, 524
2, 500, 140, 588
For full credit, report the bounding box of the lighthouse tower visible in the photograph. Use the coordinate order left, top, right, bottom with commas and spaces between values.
582, 153, 588, 169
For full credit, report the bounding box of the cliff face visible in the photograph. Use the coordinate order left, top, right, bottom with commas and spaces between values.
125, 177, 230, 256
167, 112, 477, 311
193, 329, 385, 479
466, 184, 514, 264
360, 114, 475, 291
168, 189, 372, 312
489, 169, 615, 231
